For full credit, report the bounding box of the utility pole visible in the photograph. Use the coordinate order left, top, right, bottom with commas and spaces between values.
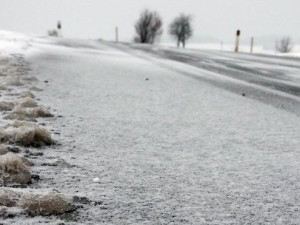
57, 21, 62, 38
115, 26, 119, 43
250, 37, 254, 54
235, 29, 241, 53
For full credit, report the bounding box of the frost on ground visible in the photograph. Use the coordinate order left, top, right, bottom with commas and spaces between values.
1, 30, 300, 224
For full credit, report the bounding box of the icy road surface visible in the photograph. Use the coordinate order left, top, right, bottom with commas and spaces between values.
113, 43, 300, 117
20, 38, 300, 224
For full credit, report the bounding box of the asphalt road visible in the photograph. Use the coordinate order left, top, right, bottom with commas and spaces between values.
112, 43, 300, 116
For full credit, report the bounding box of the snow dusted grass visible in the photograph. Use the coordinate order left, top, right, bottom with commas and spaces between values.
0, 33, 76, 223
5, 106, 53, 120
0, 121, 53, 147
0, 126, 36, 146
0, 188, 21, 207
22, 76, 38, 82
18, 97, 37, 108
0, 152, 31, 184
5, 76, 24, 86
0, 101, 14, 111
0, 145, 8, 155
23, 191, 75, 216
20, 90, 35, 99
30, 86, 43, 92
9, 121, 53, 145
0, 188, 75, 215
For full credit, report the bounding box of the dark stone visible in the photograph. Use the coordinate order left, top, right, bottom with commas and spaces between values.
31, 152, 44, 156
72, 196, 91, 205
31, 174, 40, 181
41, 162, 58, 167
6, 146, 21, 153
94, 201, 103, 206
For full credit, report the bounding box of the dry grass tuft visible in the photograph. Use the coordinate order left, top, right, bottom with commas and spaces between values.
0, 152, 31, 184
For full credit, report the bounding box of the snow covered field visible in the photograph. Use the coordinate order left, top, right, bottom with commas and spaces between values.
1, 31, 300, 224
160, 42, 300, 58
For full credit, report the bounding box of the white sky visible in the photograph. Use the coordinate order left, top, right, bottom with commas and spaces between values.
0, 0, 299, 43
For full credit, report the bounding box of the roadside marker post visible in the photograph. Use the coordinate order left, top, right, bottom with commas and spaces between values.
235, 30, 240, 53
250, 37, 254, 54
115, 27, 119, 43
57, 21, 62, 38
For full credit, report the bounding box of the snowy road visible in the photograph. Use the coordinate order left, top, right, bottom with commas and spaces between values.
113, 43, 300, 117
16, 38, 300, 224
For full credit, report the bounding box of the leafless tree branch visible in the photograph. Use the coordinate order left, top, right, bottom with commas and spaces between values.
134, 10, 163, 44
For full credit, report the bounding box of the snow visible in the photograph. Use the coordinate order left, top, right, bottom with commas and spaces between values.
0, 30, 300, 224
0, 30, 32, 56
93, 177, 100, 183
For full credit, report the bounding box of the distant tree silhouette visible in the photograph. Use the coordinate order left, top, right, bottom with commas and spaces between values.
134, 10, 163, 44
169, 14, 193, 48
276, 37, 293, 53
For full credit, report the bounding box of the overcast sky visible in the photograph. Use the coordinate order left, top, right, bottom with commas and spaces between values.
0, 0, 299, 43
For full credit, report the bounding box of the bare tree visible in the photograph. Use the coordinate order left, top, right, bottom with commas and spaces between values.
169, 14, 193, 48
276, 37, 293, 53
134, 10, 163, 44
